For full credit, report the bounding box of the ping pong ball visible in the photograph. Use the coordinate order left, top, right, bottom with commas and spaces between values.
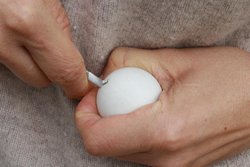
97, 67, 162, 117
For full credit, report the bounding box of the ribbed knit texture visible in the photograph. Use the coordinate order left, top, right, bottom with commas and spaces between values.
0, 0, 250, 166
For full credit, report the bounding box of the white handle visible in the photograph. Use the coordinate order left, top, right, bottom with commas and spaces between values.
86, 71, 108, 87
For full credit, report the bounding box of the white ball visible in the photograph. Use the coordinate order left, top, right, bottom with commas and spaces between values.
97, 67, 162, 117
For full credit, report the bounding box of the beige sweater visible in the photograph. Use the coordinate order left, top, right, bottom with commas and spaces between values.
0, 0, 250, 166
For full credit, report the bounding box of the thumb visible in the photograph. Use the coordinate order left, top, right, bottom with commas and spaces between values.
75, 89, 161, 157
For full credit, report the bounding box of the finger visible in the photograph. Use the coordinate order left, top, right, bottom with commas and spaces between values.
0, 44, 50, 87
18, 1, 88, 98
187, 127, 250, 166
103, 47, 178, 91
75, 88, 162, 157
44, 0, 71, 38
118, 125, 250, 166
26, 39, 88, 98
75, 88, 101, 133
192, 136, 250, 167
103, 47, 158, 77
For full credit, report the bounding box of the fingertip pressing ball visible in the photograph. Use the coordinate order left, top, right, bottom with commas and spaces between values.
97, 67, 162, 117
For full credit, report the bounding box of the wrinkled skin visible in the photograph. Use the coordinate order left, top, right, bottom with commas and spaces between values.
0, 0, 88, 98
76, 47, 250, 167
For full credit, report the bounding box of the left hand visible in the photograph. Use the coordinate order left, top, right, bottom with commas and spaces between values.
0, 0, 89, 98
75, 47, 250, 167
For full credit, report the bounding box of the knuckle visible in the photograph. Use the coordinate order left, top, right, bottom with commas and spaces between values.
74, 109, 84, 125
56, 6, 70, 31
155, 116, 186, 152
23, 63, 52, 88
6, 2, 38, 35
84, 138, 102, 156
75, 113, 95, 132
83, 126, 114, 156
83, 134, 106, 156
153, 65, 175, 91
164, 130, 183, 151
52, 62, 84, 86
109, 47, 130, 67
110, 47, 129, 58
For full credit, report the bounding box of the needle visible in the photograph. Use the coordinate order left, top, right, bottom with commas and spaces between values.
86, 71, 108, 87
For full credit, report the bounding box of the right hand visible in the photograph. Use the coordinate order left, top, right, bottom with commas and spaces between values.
76, 47, 250, 167
0, 0, 88, 98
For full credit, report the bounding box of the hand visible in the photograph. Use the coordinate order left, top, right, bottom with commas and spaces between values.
0, 0, 88, 98
75, 47, 250, 166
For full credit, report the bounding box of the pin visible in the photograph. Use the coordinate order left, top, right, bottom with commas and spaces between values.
86, 71, 108, 87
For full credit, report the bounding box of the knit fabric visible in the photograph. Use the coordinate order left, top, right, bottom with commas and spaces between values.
0, 0, 250, 166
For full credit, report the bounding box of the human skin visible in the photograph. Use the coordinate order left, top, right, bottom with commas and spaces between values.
76, 47, 250, 167
0, 0, 88, 98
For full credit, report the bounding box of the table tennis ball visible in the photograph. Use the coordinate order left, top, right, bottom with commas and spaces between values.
97, 67, 162, 117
